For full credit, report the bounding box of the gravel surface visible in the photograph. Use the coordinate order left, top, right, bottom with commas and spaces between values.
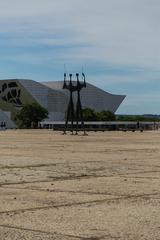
0, 129, 160, 239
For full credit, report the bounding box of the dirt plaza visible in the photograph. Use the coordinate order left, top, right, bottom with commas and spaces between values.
0, 129, 160, 239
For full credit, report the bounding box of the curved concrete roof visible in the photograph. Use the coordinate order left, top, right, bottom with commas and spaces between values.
43, 81, 126, 113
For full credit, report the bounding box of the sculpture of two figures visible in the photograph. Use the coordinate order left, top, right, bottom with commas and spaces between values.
63, 72, 87, 135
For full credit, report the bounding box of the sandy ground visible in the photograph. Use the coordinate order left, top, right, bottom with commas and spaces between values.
0, 129, 160, 239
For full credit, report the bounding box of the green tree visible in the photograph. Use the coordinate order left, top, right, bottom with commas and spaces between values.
82, 107, 97, 121
82, 108, 115, 121
116, 115, 160, 122
96, 110, 116, 121
15, 102, 48, 128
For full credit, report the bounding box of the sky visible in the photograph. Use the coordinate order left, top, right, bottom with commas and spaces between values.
0, 0, 159, 114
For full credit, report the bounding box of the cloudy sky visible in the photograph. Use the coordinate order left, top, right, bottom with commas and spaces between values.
0, 0, 159, 114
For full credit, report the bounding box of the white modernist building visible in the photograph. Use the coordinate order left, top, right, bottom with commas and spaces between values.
0, 79, 126, 128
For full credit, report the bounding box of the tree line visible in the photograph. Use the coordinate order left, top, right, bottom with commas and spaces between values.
82, 108, 116, 121
15, 104, 160, 129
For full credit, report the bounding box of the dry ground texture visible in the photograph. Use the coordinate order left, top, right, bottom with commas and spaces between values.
0, 130, 160, 239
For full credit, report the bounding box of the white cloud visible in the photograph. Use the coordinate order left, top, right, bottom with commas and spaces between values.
0, 0, 159, 69
0, 1, 158, 79
0, 0, 159, 114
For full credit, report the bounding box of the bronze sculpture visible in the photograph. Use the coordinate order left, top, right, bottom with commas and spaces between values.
63, 72, 86, 135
